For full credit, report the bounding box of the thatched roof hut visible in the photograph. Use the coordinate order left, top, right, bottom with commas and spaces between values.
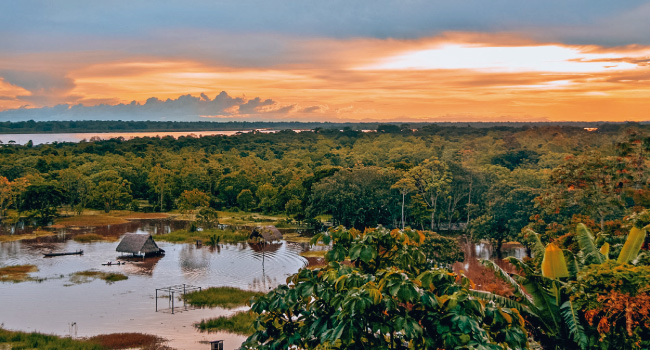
116, 234, 164, 256
249, 225, 283, 243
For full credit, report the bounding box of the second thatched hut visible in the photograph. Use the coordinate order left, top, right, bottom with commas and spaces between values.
249, 225, 283, 243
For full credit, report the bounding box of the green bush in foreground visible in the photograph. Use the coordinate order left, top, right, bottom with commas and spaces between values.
244, 226, 529, 350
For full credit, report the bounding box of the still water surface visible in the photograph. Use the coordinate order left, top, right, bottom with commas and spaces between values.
0, 220, 307, 350
0, 130, 283, 145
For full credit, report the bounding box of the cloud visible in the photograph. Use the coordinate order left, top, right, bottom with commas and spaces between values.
0, 70, 77, 106
0, 91, 298, 121
238, 97, 275, 114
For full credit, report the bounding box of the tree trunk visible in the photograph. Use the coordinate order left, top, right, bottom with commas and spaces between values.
496, 238, 503, 259
401, 192, 405, 230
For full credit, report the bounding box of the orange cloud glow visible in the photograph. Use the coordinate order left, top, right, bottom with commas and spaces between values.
3, 33, 650, 121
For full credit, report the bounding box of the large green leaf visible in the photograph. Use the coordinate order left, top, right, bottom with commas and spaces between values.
575, 223, 604, 265
617, 226, 647, 264
479, 259, 533, 305
560, 300, 588, 350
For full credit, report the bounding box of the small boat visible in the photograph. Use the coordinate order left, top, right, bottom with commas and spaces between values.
43, 250, 83, 257
102, 261, 125, 266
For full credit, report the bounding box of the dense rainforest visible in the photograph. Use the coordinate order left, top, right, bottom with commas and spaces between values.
2, 122, 650, 349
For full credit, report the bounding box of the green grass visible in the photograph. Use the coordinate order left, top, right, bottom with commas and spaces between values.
69, 270, 128, 285
196, 311, 257, 335
0, 328, 103, 350
183, 286, 264, 308
156, 228, 249, 244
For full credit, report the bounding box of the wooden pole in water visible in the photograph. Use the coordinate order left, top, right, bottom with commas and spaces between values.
155, 288, 158, 312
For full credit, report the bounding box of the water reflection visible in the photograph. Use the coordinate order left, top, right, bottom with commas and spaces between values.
0, 219, 307, 350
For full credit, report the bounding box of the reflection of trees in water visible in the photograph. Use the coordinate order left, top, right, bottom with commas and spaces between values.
120, 255, 162, 275
248, 242, 282, 254
179, 244, 211, 276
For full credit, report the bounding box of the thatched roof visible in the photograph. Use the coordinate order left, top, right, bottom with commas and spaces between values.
116, 234, 162, 254
249, 226, 283, 243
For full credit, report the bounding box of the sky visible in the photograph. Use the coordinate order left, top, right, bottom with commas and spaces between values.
2, 1, 650, 122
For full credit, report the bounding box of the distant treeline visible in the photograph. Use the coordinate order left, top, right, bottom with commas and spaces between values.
0, 120, 648, 134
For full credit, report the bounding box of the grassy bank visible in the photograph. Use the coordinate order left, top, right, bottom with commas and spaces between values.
183, 286, 263, 309
0, 229, 56, 243
70, 270, 128, 285
0, 328, 103, 350
0, 328, 169, 350
73, 233, 119, 243
196, 311, 257, 335
156, 228, 248, 244
0, 264, 37, 282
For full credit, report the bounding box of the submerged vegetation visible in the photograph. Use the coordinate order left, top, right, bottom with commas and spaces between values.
156, 228, 248, 244
197, 311, 257, 335
183, 286, 264, 309
69, 270, 128, 284
73, 233, 118, 243
0, 264, 37, 282
86, 333, 167, 350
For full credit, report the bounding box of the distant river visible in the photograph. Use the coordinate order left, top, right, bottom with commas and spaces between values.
0, 130, 286, 145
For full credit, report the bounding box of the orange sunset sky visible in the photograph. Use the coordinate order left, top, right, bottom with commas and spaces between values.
2, 1, 650, 122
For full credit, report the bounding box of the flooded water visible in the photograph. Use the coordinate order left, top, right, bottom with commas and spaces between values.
0, 220, 307, 350
0, 129, 303, 146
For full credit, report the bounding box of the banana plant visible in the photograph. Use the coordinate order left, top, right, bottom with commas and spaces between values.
477, 222, 648, 350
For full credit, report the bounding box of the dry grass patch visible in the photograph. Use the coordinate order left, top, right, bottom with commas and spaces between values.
157, 228, 248, 244
0, 230, 55, 242
56, 214, 128, 226
120, 212, 170, 219
70, 270, 128, 285
300, 250, 327, 258
87, 332, 168, 350
0, 264, 38, 282
283, 232, 313, 243
73, 233, 118, 243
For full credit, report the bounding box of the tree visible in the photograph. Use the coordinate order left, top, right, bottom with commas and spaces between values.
407, 159, 451, 230
308, 167, 400, 229
58, 168, 91, 214
391, 176, 416, 229
20, 183, 64, 225
237, 189, 255, 211
148, 165, 173, 211
244, 226, 529, 350
177, 189, 210, 213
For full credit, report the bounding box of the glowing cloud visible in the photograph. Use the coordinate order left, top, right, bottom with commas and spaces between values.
359, 44, 646, 73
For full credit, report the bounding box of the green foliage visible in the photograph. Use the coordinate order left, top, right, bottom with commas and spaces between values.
244, 226, 529, 350
0, 328, 103, 350
419, 231, 465, 266
20, 183, 64, 225
308, 167, 400, 229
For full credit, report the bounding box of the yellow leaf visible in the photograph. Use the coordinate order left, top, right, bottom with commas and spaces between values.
541, 243, 569, 279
